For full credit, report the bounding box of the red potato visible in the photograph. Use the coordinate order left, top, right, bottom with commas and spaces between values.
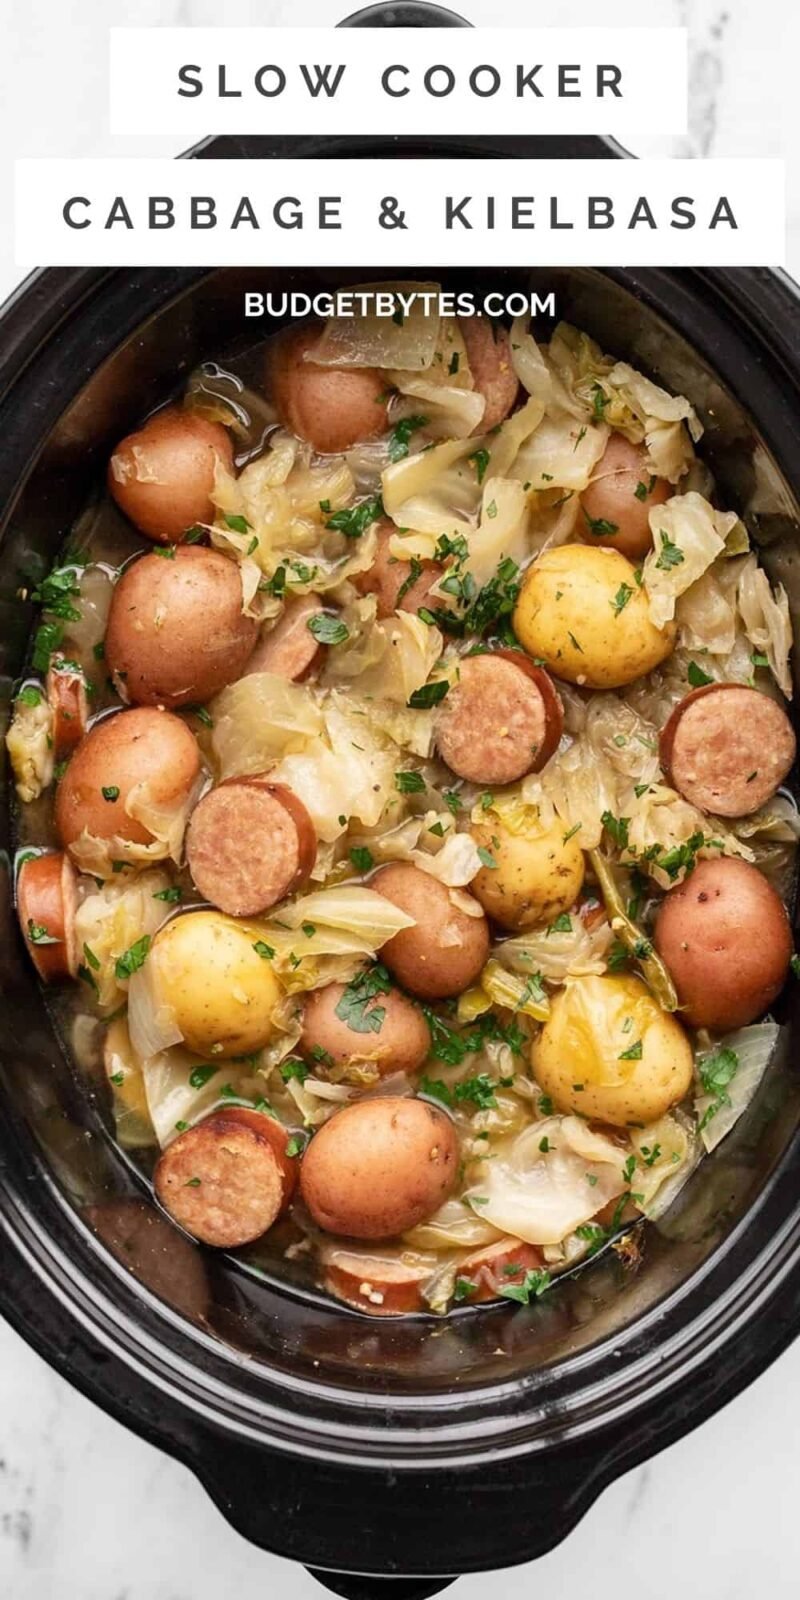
321, 1247, 433, 1315
245, 594, 326, 681
104, 546, 258, 709
17, 851, 79, 982
55, 707, 201, 855
355, 521, 447, 620
654, 856, 792, 1030
660, 683, 796, 818
372, 863, 490, 1000
435, 650, 563, 785
46, 658, 88, 759
154, 1107, 298, 1249
580, 433, 669, 561
458, 316, 520, 433
186, 777, 316, 917
300, 1096, 459, 1240
266, 324, 389, 454
107, 406, 234, 545
457, 1237, 545, 1304
300, 980, 430, 1080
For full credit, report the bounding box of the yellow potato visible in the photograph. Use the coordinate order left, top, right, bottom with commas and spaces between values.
532, 973, 693, 1127
151, 910, 280, 1058
513, 544, 675, 689
471, 813, 585, 931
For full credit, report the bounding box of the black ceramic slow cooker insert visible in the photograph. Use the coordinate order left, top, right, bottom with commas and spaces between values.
2, 4, 800, 1594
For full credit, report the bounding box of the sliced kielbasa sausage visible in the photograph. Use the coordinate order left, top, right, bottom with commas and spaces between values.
356, 522, 448, 620
660, 683, 796, 817
186, 778, 316, 917
46, 658, 89, 760
456, 1237, 545, 1304
245, 594, 326, 681
154, 1107, 298, 1248
321, 1247, 432, 1315
17, 851, 79, 982
458, 317, 520, 433
435, 650, 563, 786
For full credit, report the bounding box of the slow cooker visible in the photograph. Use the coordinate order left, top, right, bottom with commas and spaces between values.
2, 4, 800, 1596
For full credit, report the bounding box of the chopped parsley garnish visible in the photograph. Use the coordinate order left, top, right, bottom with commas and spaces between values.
285, 1135, 306, 1158
697, 1045, 739, 1132
334, 965, 392, 1034
408, 680, 449, 709
423, 1008, 524, 1067
31, 564, 82, 622
114, 936, 151, 980
82, 943, 100, 972
16, 684, 43, 707
469, 448, 491, 484
101, 785, 120, 802
477, 846, 497, 870
188, 1064, 217, 1090
223, 513, 251, 535
619, 1040, 643, 1061
499, 1267, 552, 1304
185, 704, 213, 728
388, 414, 428, 463
325, 495, 384, 539
32, 620, 64, 671
395, 770, 426, 794
453, 1278, 475, 1303
27, 919, 59, 945
152, 886, 182, 903
252, 940, 275, 960
584, 511, 619, 537
485, 499, 498, 520
280, 1058, 309, 1085
307, 612, 349, 646
394, 557, 423, 607
547, 913, 572, 935
655, 530, 684, 571
601, 811, 630, 851
634, 475, 657, 502
688, 660, 714, 688
611, 582, 634, 617
751, 651, 770, 669
349, 846, 374, 873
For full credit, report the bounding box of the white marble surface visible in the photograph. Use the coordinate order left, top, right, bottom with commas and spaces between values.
2, 1, 800, 1595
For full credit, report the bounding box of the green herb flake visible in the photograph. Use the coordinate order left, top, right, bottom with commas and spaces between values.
152, 886, 183, 903
308, 612, 349, 646
188, 1064, 218, 1090
655, 530, 684, 571
325, 494, 384, 540
408, 680, 449, 710
388, 414, 429, 463
114, 935, 151, 981
499, 1268, 551, 1305
334, 965, 391, 1035
688, 660, 714, 688
619, 1039, 643, 1061
395, 770, 426, 795
469, 448, 491, 484
252, 940, 275, 961
224, 513, 251, 535
349, 846, 374, 874
101, 785, 120, 802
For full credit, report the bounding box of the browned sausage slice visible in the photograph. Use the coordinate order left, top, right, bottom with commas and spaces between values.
245, 594, 326, 681
660, 683, 796, 817
154, 1107, 298, 1248
458, 317, 520, 433
46, 658, 89, 760
355, 522, 447, 620
321, 1247, 433, 1315
456, 1237, 545, 1304
435, 650, 563, 785
186, 777, 316, 916
17, 851, 79, 982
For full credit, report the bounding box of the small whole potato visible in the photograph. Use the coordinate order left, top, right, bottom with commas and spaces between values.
300, 978, 431, 1083
654, 857, 792, 1030
266, 324, 389, 454
105, 546, 258, 708
458, 316, 520, 432
372, 863, 490, 1000
471, 814, 585, 931
532, 973, 694, 1127
300, 1096, 459, 1239
150, 910, 280, 1058
581, 433, 668, 561
513, 544, 676, 689
108, 406, 234, 545
55, 708, 200, 855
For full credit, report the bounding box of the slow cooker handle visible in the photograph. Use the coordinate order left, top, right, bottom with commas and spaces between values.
307, 1571, 456, 1599
339, 2, 470, 24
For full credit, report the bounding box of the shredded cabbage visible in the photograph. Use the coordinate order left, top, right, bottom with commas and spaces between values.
464, 1117, 626, 1246
74, 869, 173, 1010
643, 492, 740, 629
